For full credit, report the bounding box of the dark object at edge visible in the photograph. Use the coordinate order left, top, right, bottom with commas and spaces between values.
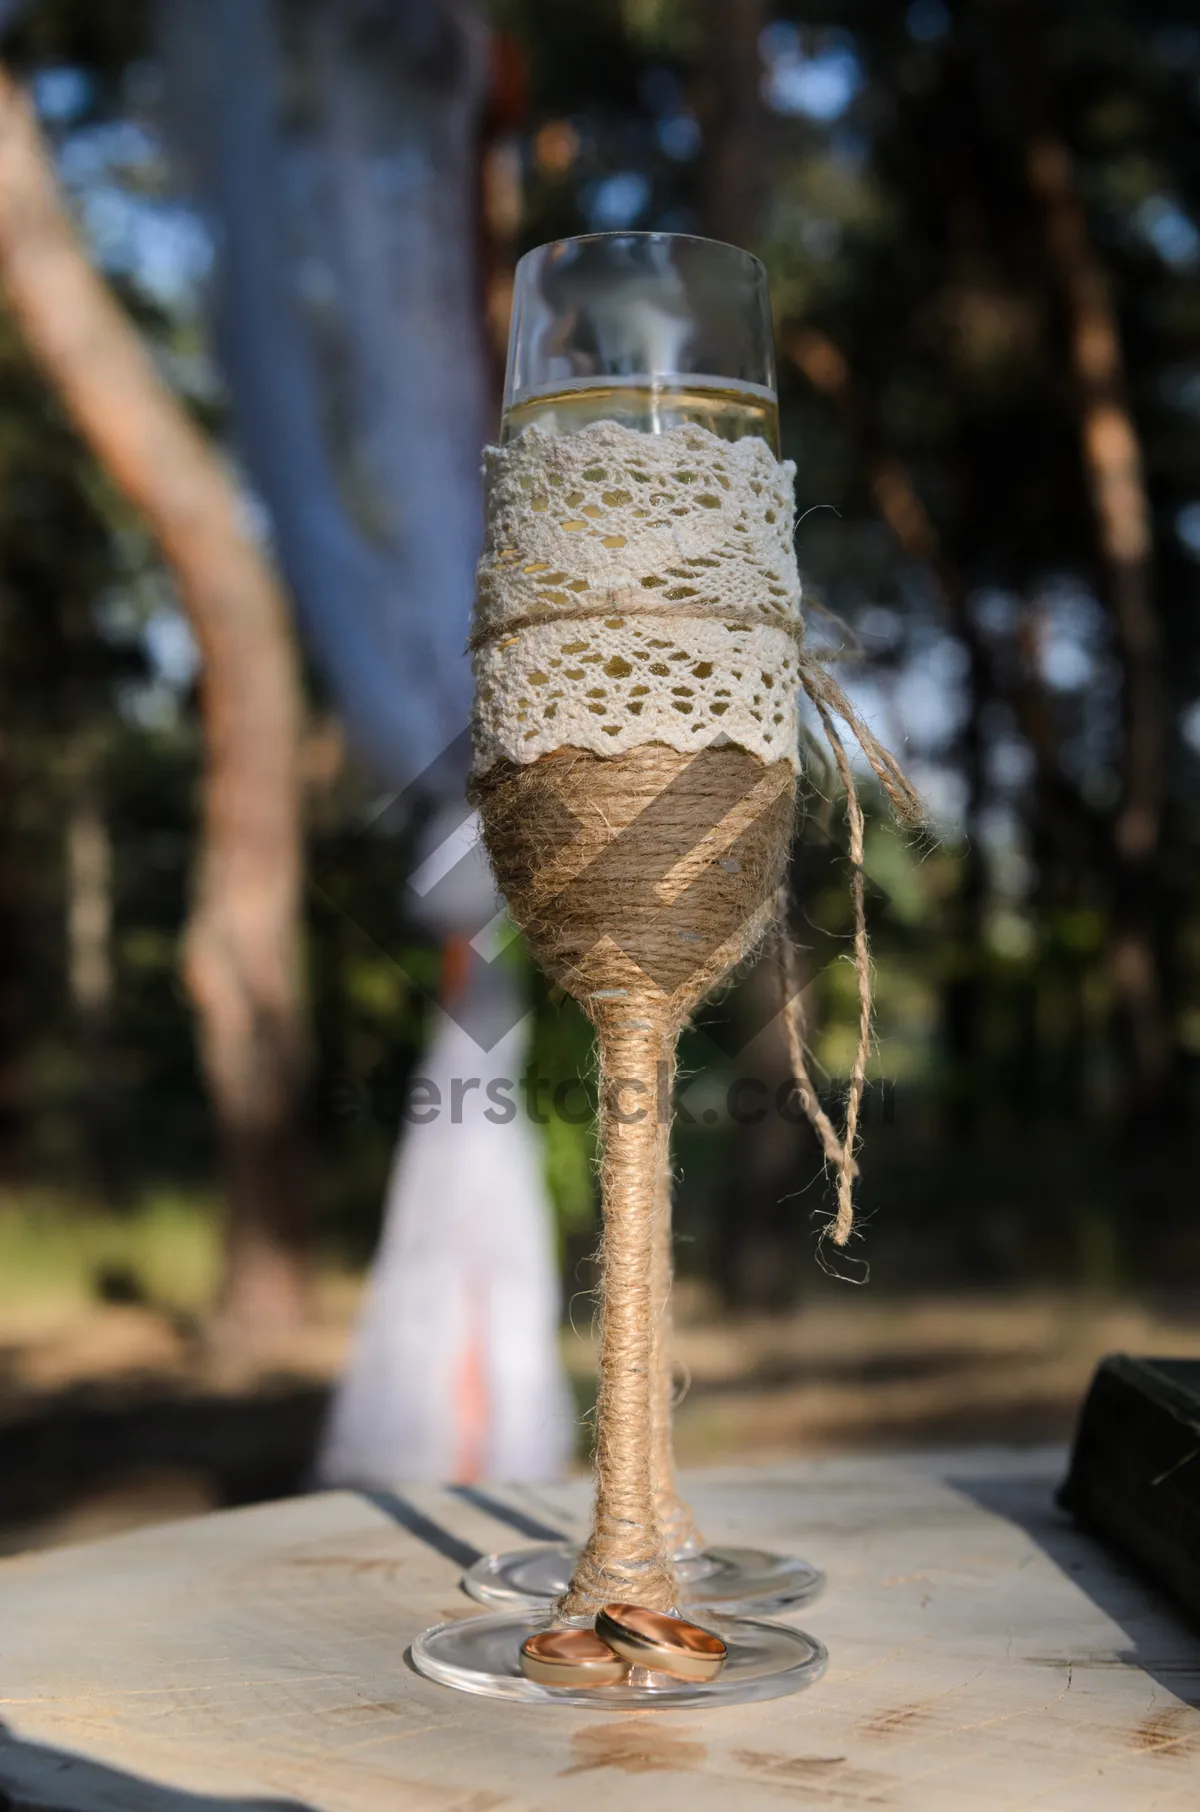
1059, 1355, 1200, 1628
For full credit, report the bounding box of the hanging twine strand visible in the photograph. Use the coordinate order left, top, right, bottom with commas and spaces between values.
777, 692, 880, 1247
778, 646, 923, 1247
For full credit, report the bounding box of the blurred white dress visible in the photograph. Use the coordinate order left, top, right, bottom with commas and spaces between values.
317, 824, 574, 1485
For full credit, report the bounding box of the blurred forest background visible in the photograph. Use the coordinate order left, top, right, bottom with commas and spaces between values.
0, 0, 1198, 1545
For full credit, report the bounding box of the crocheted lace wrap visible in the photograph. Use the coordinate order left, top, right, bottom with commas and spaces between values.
471, 420, 803, 775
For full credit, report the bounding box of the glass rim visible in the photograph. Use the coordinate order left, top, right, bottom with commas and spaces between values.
514, 231, 769, 283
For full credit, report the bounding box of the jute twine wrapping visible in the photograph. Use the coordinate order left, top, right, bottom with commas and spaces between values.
650, 1164, 705, 1559
470, 422, 920, 1616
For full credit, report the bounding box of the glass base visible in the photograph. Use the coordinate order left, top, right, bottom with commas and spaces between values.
410, 1608, 827, 1708
462, 1541, 823, 1615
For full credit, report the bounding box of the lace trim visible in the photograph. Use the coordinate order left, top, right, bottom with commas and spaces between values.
471, 420, 803, 773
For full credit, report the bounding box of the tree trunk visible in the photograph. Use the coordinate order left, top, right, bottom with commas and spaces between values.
159, 0, 487, 789
0, 64, 312, 1334
0, 701, 23, 1179
1025, 134, 1167, 1108
999, 2, 1169, 1114
64, 756, 119, 1201
699, 0, 767, 249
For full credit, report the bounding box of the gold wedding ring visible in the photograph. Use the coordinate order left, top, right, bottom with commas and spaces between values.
594, 1603, 727, 1682
519, 1627, 629, 1688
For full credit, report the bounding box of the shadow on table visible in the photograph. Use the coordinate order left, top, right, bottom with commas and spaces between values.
949, 1466, 1200, 1711
358, 1483, 572, 1572
0, 1718, 316, 1812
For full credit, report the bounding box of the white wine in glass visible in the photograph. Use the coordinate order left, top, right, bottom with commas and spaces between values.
501, 376, 781, 454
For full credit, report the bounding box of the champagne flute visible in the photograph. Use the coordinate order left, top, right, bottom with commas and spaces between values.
412, 232, 826, 1707
464, 233, 823, 1619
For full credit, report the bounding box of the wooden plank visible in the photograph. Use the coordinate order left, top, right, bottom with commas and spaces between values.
0, 1449, 1198, 1810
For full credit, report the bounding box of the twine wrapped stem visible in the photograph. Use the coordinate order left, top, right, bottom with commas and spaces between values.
650, 1113, 705, 1561
558, 1000, 678, 1615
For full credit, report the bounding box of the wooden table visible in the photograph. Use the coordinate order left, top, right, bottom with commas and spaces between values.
1, 1447, 1198, 1810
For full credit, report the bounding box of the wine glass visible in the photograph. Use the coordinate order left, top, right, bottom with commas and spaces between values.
411, 233, 825, 1706
464, 233, 823, 1618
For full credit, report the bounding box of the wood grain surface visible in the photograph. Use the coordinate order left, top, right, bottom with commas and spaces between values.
0, 1449, 1198, 1810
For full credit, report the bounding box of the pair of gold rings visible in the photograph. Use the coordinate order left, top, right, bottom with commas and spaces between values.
519, 1602, 727, 1688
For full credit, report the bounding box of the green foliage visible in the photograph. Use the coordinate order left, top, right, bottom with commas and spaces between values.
529, 986, 599, 1246
0, 1186, 219, 1312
